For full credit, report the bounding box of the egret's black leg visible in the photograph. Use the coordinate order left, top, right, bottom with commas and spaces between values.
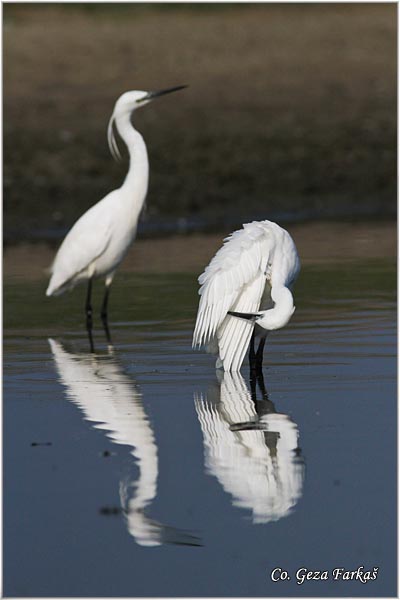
100, 283, 112, 345
85, 278, 95, 353
250, 367, 257, 401
256, 369, 269, 400
86, 278, 93, 331
256, 336, 266, 370
100, 284, 111, 322
87, 326, 95, 353
249, 331, 257, 374
102, 320, 112, 345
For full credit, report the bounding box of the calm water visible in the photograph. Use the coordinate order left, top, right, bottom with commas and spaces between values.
4, 260, 396, 597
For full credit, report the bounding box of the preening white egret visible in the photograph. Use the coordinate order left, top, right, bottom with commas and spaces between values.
192, 220, 300, 372
46, 85, 187, 340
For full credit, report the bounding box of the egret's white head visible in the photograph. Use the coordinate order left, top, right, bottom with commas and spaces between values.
108, 85, 187, 161
228, 287, 295, 332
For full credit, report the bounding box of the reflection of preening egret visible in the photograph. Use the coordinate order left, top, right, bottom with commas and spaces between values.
46, 86, 187, 339
193, 221, 300, 372
195, 371, 304, 524
48, 338, 199, 547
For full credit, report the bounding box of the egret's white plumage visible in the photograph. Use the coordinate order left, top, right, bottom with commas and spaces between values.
46, 86, 186, 325
193, 220, 300, 372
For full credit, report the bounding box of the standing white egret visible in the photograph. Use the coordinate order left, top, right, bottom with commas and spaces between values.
46, 85, 187, 339
192, 220, 300, 372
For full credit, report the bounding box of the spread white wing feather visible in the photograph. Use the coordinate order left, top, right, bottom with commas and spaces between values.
193, 222, 272, 370
217, 274, 266, 372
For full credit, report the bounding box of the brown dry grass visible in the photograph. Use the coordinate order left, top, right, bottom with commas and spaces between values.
4, 4, 396, 239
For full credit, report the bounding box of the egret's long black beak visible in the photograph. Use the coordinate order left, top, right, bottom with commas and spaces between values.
142, 85, 188, 102
228, 311, 261, 321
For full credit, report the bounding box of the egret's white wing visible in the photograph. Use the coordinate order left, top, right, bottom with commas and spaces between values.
193, 222, 271, 354
46, 194, 116, 295
217, 273, 266, 371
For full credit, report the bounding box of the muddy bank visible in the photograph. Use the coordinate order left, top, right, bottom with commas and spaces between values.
4, 221, 396, 281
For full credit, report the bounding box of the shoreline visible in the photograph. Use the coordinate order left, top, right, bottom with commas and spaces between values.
4, 221, 396, 281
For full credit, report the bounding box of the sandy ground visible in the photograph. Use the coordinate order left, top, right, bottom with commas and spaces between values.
4, 221, 396, 281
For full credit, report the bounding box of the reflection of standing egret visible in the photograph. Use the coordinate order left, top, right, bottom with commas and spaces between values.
195, 371, 304, 524
193, 220, 300, 372
49, 338, 200, 547
46, 86, 186, 343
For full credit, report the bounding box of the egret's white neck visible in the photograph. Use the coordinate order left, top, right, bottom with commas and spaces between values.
258, 286, 295, 331
114, 111, 149, 216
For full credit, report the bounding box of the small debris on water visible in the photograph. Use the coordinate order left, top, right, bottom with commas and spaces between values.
31, 442, 52, 447
99, 506, 122, 516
